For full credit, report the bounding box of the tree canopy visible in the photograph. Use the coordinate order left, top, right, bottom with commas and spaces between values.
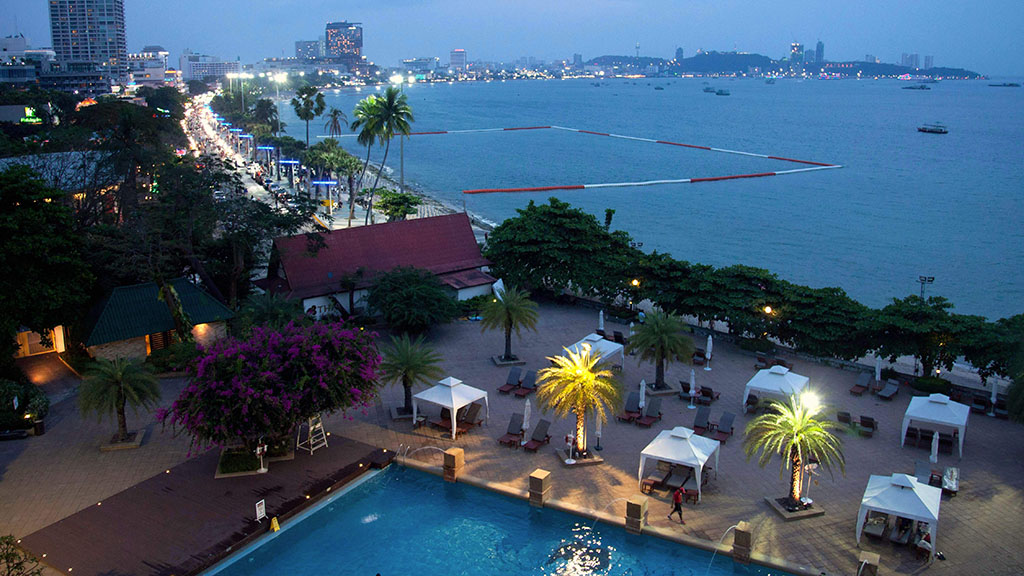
367, 267, 458, 334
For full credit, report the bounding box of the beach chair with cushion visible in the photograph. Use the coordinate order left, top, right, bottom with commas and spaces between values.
455, 403, 484, 435
497, 413, 525, 447
523, 419, 552, 452
430, 407, 455, 431
635, 398, 663, 428
850, 372, 870, 396
772, 358, 794, 370
970, 395, 990, 414
700, 387, 721, 405
711, 412, 737, 442
917, 429, 934, 449
616, 392, 641, 422
755, 353, 772, 370
877, 382, 899, 400
595, 329, 606, 338
692, 406, 711, 435
862, 512, 889, 540
663, 466, 692, 491
837, 411, 853, 426
938, 433, 955, 455
497, 367, 522, 394
744, 394, 759, 414
994, 397, 1009, 419
857, 416, 877, 438
692, 348, 706, 366
513, 370, 538, 398
678, 381, 692, 402
613, 331, 627, 345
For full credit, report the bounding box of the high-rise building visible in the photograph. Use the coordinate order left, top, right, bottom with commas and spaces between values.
901, 53, 920, 68
48, 0, 128, 84
923, 55, 933, 69
178, 49, 239, 81
573, 53, 584, 69
127, 45, 169, 86
295, 40, 321, 60
675, 47, 684, 61
865, 54, 878, 63
815, 41, 824, 63
324, 21, 362, 62
790, 43, 804, 63
450, 49, 467, 70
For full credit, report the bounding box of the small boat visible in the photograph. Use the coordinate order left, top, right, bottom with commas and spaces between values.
988, 82, 1021, 87
715, 89, 730, 96
918, 123, 948, 134
703, 87, 716, 93
902, 84, 931, 90
654, 86, 664, 90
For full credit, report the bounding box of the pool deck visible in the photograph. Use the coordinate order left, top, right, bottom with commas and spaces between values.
2, 302, 1022, 576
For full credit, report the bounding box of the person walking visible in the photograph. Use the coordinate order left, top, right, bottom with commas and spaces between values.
668, 486, 686, 524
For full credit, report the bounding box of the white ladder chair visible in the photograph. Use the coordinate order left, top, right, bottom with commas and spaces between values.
297, 414, 329, 454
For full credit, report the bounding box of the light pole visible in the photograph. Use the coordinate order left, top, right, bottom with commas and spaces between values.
272, 72, 287, 135
918, 276, 934, 299
390, 74, 408, 192
238, 72, 254, 114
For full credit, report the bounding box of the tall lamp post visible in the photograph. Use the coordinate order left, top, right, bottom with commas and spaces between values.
272, 72, 287, 135
918, 276, 934, 299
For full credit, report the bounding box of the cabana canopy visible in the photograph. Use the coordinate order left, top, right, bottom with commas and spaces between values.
565, 333, 624, 364
741, 366, 809, 410
638, 426, 720, 501
412, 377, 489, 439
901, 393, 969, 457
856, 473, 941, 558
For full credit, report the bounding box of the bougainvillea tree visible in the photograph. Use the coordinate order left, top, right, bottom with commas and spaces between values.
159, 321, 381, 451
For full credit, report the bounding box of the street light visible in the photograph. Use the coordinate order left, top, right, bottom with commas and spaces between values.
918, 276, 935, 298
272, 73, 287, 134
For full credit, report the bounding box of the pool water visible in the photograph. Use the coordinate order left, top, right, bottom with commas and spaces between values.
209, 467, 794, 576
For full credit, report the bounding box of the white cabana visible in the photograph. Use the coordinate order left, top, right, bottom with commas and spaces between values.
412, 377, 489, 439
741, 366, 809, 411
901, 393, 969, 457
856, 473, 941, 559
565, 333, 625, 364
638, 426, 721, 502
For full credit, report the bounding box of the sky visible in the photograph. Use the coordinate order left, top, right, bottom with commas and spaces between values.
5, 0, 1023, 75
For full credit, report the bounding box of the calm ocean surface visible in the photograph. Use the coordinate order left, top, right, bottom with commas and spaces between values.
278, 78, 1023, 319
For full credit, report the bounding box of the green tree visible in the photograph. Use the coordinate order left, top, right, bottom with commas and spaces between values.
874, 295, 962, 376
375, 190, 422, 221
380, 334, 444, 415
480, 286, 539, 362
362, 86, 414, 224
337, 153, 364, 226
0, 535, 43, 576
626, 310, 694, 389
537, 345, 623, 456
1005, 336, 1024, 423
239, 292, 302, 332
366, 267, 458, 334
323, 106, 348, 138
251, 99, 281, 134
80, 357, 161, 443
187, 79, 208, 96
290, 85, 326, 148
743, 394, 845, 503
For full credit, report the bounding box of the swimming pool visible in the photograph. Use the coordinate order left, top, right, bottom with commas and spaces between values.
208, 467, 794, 576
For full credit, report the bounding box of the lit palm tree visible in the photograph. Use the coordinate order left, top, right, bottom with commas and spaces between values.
480, 286, 539, 362
626, 310, 694, 389
537, 345, 623, 457
290, 85, 326, 148
363, 86, 414, 224
742, 393, 845, 504
323, 107, 348, 139
79, 357, 161, 443
350, 95, 380, 200
380, 334, 444, 415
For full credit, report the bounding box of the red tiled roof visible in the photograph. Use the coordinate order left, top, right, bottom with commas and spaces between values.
273, 213, 491, 300
438, 269, 496, 290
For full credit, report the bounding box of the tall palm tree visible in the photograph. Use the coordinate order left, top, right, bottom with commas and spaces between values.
350, 95, 380, 214
79, 357, 161, 443
252, 99, 280, 134
363, 86, 414, 224
537, 345, 623, 457
338, 153, 364, 226
743, 394, 845, 504
323, 107, 348, 139
290, 85, 326, 148
480, 286, 539, 362
380, 334, 444, 415
626, 310, 694, 389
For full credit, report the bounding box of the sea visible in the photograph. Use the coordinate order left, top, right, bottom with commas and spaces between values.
277, 77, 1024, 320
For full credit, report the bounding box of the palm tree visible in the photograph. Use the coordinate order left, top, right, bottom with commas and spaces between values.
626, 310, 694, 389
337, 153, 364, 226
252, 99, 280, 134
480, 286, 539, 362
537, 345, 623, 457
742, 394, 845, 504
290, 85, 326, 148
362, 86, 414, 224
323, 107, 348, 138
79, 357, 161, 443
380, 334, 444, 415
350, 95, 380, 212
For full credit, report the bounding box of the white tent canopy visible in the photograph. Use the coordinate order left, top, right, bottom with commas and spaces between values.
565, 333, 625, 364
856, 473, 941, 558
638, 426, 721, 501
901, 393, 969, 457
741, 366, 809, 410
412, 377, 489, 439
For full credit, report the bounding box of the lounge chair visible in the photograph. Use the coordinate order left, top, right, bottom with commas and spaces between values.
635, 398, 663, 428
699, 387, 721, 405
497, 413, 525, 447
595, 328, 606, 338
862, 512, 889, 539
850, 372, 870, 396
877, 382, 898, 400
904, 426, 919, 445
613, 331, 627, 345
616, 392, 641, 422
994, 397, 1009, 419
513, 370, 538, 398
857, 415, 877, 438
455, 403, 484, 435
915, 461, 939, 486
692, 406, 711, 435
497, 367, 522, 394
710, 412, 736, 442
938, 432, 955, 455
744, 394, 759, 414
664, 466, 692, 490
429, 407, 456, 431
837, 411, 853, 425
522, 419, 552, 452
678, 381, 692, 402
917, 429, 934, 449
772, 358, 794, 370
970, 395, 990, 414
889, 518, 913, 545
692, 348, 706, 366
755, 353, 772, 370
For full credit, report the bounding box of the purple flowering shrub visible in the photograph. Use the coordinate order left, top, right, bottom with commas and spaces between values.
158, 321, 381, 452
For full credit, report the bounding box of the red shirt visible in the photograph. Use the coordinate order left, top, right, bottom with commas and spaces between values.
673, 489, 683, 504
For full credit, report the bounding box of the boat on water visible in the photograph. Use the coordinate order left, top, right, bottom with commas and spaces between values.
918, 123, 948, 134
703, 86, 716, 93
716, 89, 730, 96
988, 82, 1021, 87
902, 84, 931, 90
654, 86, 664, 90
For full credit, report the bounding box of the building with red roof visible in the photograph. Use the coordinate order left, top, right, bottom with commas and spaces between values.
259, 213, 495, 316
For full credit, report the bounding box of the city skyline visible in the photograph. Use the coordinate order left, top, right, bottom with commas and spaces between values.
4, 0, 1023, 75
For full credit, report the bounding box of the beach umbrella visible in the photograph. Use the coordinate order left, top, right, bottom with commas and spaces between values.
875, 356, 882, 382
688, 368, 697, 410
990, 384, 998, 416
598, 310, 605, 332
929, 431, 939, 464
523, 398, 532, 433
639, 379, 646, 409
692, 376, 701, 403
705, 334, 714, 371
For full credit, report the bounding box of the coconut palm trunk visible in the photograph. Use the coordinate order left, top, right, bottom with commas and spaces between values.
790, 450, 802, 502
365, 141, 391, 224
575, 403, 587, 455
116, 389, 129, 442
403, 375, 414, 414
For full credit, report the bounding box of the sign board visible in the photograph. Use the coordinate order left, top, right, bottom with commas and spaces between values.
255, 499, 266, 522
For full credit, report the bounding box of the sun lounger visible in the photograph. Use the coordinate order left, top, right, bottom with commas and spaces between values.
682, 475, 701, 503
513, 370, 538, 398
497, 413, 525, 447
692, 348, 706, 366
937, 432, 954, 455
772, 358, 794, 370
710, 412, 736, 442
994, 397, 1009, 419
877, 382, 898, 400
857, 415, 877, 438
642, 467, 671, 492
678, 381, 692, 401
862, 513, 889, 539
970, 395, 990, 414
497, 367, 522, 394
850, 372, 870, 396
522, 419, 552, 452
664, 467, 692, 490
889, 518, 913, 545
755, 353, 772, 370
915, 461, 939, 486
617, 391, 641, 422
613, 331, 627, 345
917, 429, 934, 449
699, 387, 720, 405
455, 403, 484, 435
692, 406, 711, 435
904, 426, 919, 445
635, 398, 663, 428
837, 411, 853, 425
744, 394, 759, 414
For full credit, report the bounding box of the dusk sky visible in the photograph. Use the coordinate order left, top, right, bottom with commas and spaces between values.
5, 0, 1023, 75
